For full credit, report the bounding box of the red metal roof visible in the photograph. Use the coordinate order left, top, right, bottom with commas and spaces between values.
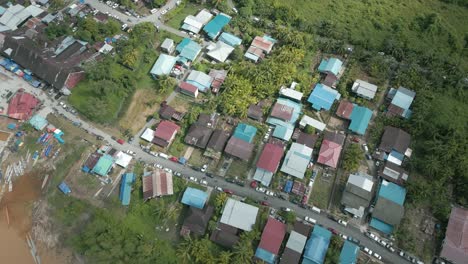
336, 100, 354, 119
440, 207, 468, 264
258, 217, 286, 255
154, 121, 180, 141
270, 102, 294, 121
251, 36, 274, 53
154, 169, 173, 196
256, 143, 284, 173
7, 90, 40, 120
65, 71, 85, 89
318, 139, 343, 168
179, 81, 198, 94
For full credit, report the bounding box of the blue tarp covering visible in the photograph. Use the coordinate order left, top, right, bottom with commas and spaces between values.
82, 166, 91, 173
255, 247, 276, 264
7, 123, 16, 130
181, 187, 208, 209
340, 240, 359, 264
284, 180, 293, 193
120, 173, 135, 206
58, 182, 71, 194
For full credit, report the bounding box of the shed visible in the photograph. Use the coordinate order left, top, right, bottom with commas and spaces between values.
161, 38, 175, 54
115, 151, 132, 168
318, 58, 343, 76
181, 187, 208, 209
140, 128, 155, 142
352, 79, 377, 100
219, 32, 242, 46
58, 182, 71, 195
29, 114, 48, 130
307, 83, 341, 111
119, 173, 135, 206
179, 81, 199, 97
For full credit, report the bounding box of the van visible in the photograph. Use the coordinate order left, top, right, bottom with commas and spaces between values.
362, 144, 369, 153
158, 153, 169, 159
304, 216, 317, 224
311, 206, 321, 214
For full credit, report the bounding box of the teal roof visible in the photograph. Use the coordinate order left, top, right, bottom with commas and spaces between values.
0, 6, 6, 15
119, 173, 135, 206
303, 226, 332, 264
263, 35, 277, 44
370, 218, 394, 234
176, 38, 202, 61
318, 58, 343, 76
219, 32, 242, 46
378, 180, 406, 205
181, 187, 208, 209
349, 105, 372, 135
233, 123, 257, 143
203, 13, 231, 39
255, 248, 276, 264
307, 83, 341, 111
340, 241, 359, 264
29, 114, 48, 130
92, 154, 114, 176
391, 87, 415, 117
150, 54, 177, 77
266, 98, 303, 141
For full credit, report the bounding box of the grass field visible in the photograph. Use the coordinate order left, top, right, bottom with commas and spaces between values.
165, 2, 201, 29
310, 170, 335, 209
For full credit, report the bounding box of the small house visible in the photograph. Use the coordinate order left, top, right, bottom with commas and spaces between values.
150, 54, 177, 78
341, 172, 375, 218
161, 38, 175, 54
370, 180, 407, 234
352, 79, 377, 100
307, 83, 341, 111
253, 143, 284, 186
317, 131, 345, 169
280, 143, 313, 179
186, 70, 213, 92
181, 187, 208, 209
255, 218, 286, 264
203, 13, 231, 39
318, 57, 343, 77
302, 226, 332, 264
152, 121, 180, 148
178, 81, 199, 98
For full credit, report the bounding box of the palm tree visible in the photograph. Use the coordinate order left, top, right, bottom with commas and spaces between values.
217, 251, 232, 264
177, 237, 193, 264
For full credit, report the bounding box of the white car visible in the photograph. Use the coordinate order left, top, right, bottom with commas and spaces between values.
161, 9, 167, 15
373, 252, 382, 260
150, 8, 158, 14
121, 24, 128, 31
189, 176, 198, 182
304, 216, 317, 224
282, 207, 292, 212
363, 247, 373, 255
379, 240, 388, 247
215, 186, 223, 192
265, 190, 275, 196
338, 219, 348, 227
155, 164, 163, 169
125, 150, 135, 156
256, 187, 266, 193
174, 171, 182, 177
164, 168, 172, 173
200, 180, 208, 185
339, 233, 348, 240
201, 164, 208, 172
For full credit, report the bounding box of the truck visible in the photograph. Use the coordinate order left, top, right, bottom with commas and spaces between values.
158, 153, 169, 159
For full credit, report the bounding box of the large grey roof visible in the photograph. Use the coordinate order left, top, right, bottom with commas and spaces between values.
285, 231, 307, 253
379, 126, 411, 153
220, 198, 259, 231
372, 198, 404, 226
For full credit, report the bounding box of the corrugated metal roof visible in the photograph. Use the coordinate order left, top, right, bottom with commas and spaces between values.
303, 225, 332, 264
233, 123, 257, 143
285, 231, 307, 253
203, 13, 231, 39
378, 180, 406, 205
220, 198, 259, 231
318, 58, 343, 76
280, 143, 313, 179
340, 240, 359, 264
258, 217, 286, 255
181, 187, 208, 209
352, 79, 377, 99
119, 173, 134, 205
308, 83, 341, 111
349, 105, 372, 135
256, 143, 284, 173
150, 54, 177, 77
299, 115, 326, 131
219, 32, 242, 46
91, 154, 114, 176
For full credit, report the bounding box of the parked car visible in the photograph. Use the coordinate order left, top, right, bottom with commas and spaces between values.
174, 171, 182, 177
338, 219, 348, 227
363, 247, 373, 255
189, 176, 198, 182
155, 164, 163, 169
282, 207, 292, 212
117, 139, 125, 145
260, 201, 269, 206
161, 9, 167, 14
265, 190, 275, 196
200, 180, 208, 185
366, 154, 372, 160
201, 164, 208, 172
169, 157, 178, 162
96, 135, 104, 140
304, 216, 317, 224
387, 245, 396, 253
347, 236, 360, 244
235, 181, 245, 187
164, 168, 172, 173
225, 178, 236, 183
339, 233, 348, 240
327, 227, 338, 235
373, 252, 382, 260
224, 189, 234, 195
256, 187, 266, 193
206, 173, 214, 178
362, 143, 369, 152
250, 181, 258, 188
379, 239, 388, 247
215, 186, 223, 192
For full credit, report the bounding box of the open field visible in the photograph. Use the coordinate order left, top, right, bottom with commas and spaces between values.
165, 2, 201, 29
310, 170, 335, 209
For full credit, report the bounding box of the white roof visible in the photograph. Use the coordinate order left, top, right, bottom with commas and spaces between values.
387, 152, 403, 166
195, 9, 213, 25
220, 198, 259, 231
352, 79, 377, 99
0, 4, 43, 31
183, 15, 203, 30
206, 41, 234, 62
348, 172, 374, 192
161, 38, 174, 50
280, 143, 313, 179
99, 43, 113, 54
280, 87, 303, 101
115, 151, 132, 168
285, 231, 307, 253
140, 128, 154, 142
299, 115, 326, 131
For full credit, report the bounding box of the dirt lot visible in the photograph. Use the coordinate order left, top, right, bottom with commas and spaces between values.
0, 130, 11, 141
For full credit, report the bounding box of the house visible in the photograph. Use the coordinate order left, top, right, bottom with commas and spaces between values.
378, 126, 412, 165
440, 207, 468, 264
150, 54, 177, 78
203, 13, 231, 39
224, 137, 254, 161
296, 132, 318, 149
348, 105, 372, 135
255, 217, 287, 264
267, 98, 302, 141
152, 121, 180, 148
244, 35, 276, 62
302, 225, 332, 264
119, 173, 135, 206
341, 172, 375, 218
220, 198, 259, 231
318, 58, 343, 76
232, 123, 257, 143
7, 90, 39, 120
0, 4, 44, 32
184, 124, 213, 149
206, 41, 234, 62
317, 131, 345, 169
181, 9, 213, 34
244, 45, 265, 62
219, 32, 242, 46
204, 129, 230, 159
177, 81, 198, 98
279, 86, 303, 102
82, 152, 102, 173
210, 223, 240, 248
161, 38, 175, 54
186, 70, 213, 92
159, 104, 185, 121
140, 128, 155, 142
387, 86, 416, 118
248, 104, 264, 121
370, 180, 406, 234
181, 187, 208, 209
253, 143, 285, 186
142, 169, 174, 200
91, 154, 114, 177
280, 143, 313, 179
114, 151, 133, 168
352, 79, 378, 100
336, 100, 354, 119
180, 205, 214, 237
280, 222, 311, 264
340, 241, 360, 264
176, 38, 202, 63
307, 83, 341, 111
28, 114, 47, 130
209, 69, 227, 93
322, 73, 338, 88
378, 161, 409, 185
299, 115, 326, 132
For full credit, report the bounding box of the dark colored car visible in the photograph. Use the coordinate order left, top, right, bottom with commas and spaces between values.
260, 201, 269, 206
327, 214, 339, 222
224, 189, 234, 195
225, 178, 236, 183
327, 227, 338, 235
235, 181, 245, 187
206, 173, 214, 178
347, 236, 360, 244
96, 135, 104, 140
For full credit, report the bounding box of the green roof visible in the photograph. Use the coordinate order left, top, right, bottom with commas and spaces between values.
233, 123, 257, 143
92, 154, 114, 176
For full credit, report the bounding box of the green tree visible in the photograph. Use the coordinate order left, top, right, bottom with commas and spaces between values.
342, 143, 364, 172
304, 125, 315, 134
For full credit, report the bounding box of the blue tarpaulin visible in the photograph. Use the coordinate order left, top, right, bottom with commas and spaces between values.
284, 180, 293, 193
58, 182, 71, 195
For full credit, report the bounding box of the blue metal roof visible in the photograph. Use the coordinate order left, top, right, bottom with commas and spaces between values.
307, 83, 341, 111
29, 114, 48, 130
340, 240, 359, 264
181, 187, 208, 209
58, 182, 71, 195
391, 87, 415, 114
176, 38, 202, 61
150, 54, 177, 77
119, 173, 135, 206
378, 180, 406, 205
318, 58, 343, 76
370, 218, 394, 234
203, 13, 231, 39
255, 247, 276, 264
349, 105, 372, 135
302, 225, 331, 264
233, 123, 257, 143
219, 32, 242, 46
